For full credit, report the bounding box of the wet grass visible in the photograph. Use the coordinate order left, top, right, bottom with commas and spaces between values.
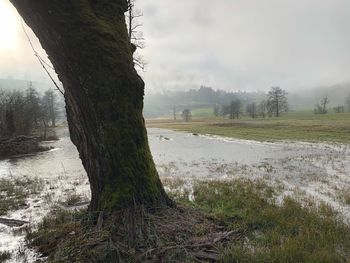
0, 177, 43, 216
147, 111, 350, 143
26, 208, 83, 258
26, 178, 350, 262
26, 205, 220, 262
336, 187, 350, 206
61, 192, 85, 207
186, 180, 350, 262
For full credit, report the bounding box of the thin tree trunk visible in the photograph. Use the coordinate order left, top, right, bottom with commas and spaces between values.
42, 119, 47, 140
10, 0, 172, 211
128, 4, 133, 40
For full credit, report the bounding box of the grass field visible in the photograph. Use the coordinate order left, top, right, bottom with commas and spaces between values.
147, 111, 350, 143
181, 179, 350, 262
26, 178, 350, 262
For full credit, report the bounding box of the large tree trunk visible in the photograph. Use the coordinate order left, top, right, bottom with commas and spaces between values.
10, 0, 172, 211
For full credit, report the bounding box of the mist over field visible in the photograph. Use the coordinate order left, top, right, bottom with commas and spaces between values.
143, 83, 350, 118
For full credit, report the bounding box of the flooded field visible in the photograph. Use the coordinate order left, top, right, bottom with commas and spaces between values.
0, 127, 350, 262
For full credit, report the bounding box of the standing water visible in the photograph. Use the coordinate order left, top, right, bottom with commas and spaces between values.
0, 127, 350, 261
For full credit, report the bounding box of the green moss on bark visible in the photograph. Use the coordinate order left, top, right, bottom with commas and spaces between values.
10, 0, 171, 211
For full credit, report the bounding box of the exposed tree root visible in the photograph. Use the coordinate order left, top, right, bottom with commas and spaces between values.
27, 206, 241, 262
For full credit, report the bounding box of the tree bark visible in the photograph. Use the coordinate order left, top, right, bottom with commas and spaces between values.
10, 0, 172, 211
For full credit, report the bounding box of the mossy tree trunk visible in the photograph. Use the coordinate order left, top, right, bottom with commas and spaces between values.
10, 0, 172, 211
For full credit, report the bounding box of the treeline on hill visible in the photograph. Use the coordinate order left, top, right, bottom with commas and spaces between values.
144, 86, 266, 118
212, 87, 288, 120
145, 84, 350, 119
215, 88, 350, 120
0, 82, 60, 139
157, 86, 289, 121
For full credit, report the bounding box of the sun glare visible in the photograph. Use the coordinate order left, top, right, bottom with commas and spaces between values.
0, 1, 18, 50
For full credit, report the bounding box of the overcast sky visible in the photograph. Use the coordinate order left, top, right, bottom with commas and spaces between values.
0, 0, 349, 93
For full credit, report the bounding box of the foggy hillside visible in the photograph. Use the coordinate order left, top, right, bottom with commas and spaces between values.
1, 78, 348, 118
144, 83, 350, 118
144, 86, 265, 117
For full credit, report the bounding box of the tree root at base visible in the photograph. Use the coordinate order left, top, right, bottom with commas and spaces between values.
26, 205, 243, 262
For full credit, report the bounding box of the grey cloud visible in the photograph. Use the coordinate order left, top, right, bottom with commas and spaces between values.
1, 0, 350, 93
139, 0, 350, 93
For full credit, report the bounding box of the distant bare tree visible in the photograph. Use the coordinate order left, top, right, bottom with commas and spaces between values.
267, 87, 288, 117
24, 82, 41, 129
314, 97, 329, 114
126, 0, 146, 70
221, 100, 242, 119
246, 102, 257, 119
9, 90, 27, 135
321, 97, 329, 114
227, 99, 243, 119
333, 105, 344, 113
213, 104, 220, 117
0, 89, 6, 134
0, 90, 27, 136
314, 104, 323, 114
173, 106, 176, 121
5, 109, 15, 137
345, 93, 350, 112
258, 100, 267, 118
42, 90, 58, 127
181, 109, 192, 122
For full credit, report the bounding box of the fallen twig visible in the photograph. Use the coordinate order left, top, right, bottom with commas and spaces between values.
0, 217, 29, 227
141, 230, 238, 260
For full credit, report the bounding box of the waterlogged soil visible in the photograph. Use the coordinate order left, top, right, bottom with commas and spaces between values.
0, 127, 350, 262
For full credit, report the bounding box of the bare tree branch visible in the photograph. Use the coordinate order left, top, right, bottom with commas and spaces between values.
126, 0, 146, 71
21, 20, 64, 96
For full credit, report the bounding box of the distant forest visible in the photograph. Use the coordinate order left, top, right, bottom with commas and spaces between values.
144, 86, 265, 117
0, 79, 65, 126
1, 78, 349, 119
144, 84, 350, 118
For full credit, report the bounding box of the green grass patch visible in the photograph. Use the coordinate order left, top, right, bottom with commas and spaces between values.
183, 179, 350, 263
0, 177, 44, 215
147, 111, 350, 143
336, 187, 350, 206
191, 107, 215, 118
26, 208, 88, 259
60, 192, 85, 207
